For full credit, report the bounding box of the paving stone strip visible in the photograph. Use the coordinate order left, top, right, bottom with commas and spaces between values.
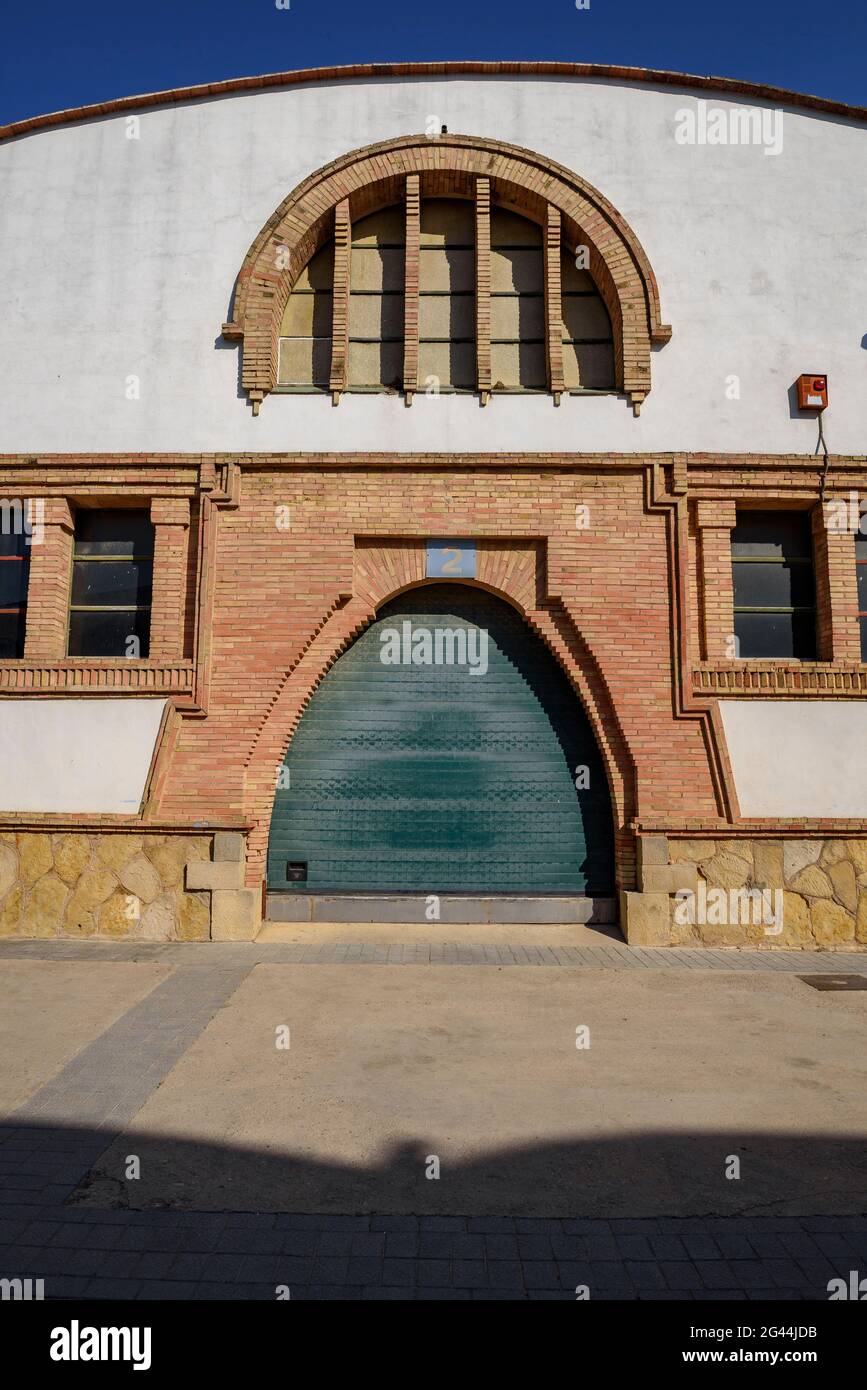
10, 965, 250, 1134
1, 940, 866, 971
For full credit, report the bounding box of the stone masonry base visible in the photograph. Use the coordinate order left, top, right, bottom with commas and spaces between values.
0, 830, 217, 941
623, 836, 867, 948
4, 828, 867, 948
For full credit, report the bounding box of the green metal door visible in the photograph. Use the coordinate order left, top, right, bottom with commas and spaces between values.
267, 585, 614, 894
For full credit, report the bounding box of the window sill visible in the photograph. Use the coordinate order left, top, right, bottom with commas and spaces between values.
270, 385, 619, 398
693, 661, 867, 697
0, 659, 194, 695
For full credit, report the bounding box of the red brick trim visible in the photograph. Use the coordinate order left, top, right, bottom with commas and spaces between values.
2, 62, 863, 143
223, 135, 671, 413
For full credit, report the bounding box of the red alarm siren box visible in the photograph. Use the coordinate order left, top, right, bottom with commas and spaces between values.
796, 374, 828, 410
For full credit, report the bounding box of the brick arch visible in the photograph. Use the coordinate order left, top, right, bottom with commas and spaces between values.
243, 540, 637, 890
222, 134, 671, 414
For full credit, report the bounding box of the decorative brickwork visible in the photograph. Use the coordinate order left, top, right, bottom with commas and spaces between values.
238, 535, 639, 890
1, 450, 866, 945
223, 136, 671, 413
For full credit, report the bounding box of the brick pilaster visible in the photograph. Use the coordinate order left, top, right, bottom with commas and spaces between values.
23, 497, 74, 659
402, 174, 420, 404
328, 199, 351, 404
695, 500, 737, 661
475, 176, 491, 404
544, 204, 565, 404
149, 497, 191, 660
812, 502, 861, 662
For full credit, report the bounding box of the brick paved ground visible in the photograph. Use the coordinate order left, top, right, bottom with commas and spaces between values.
2, 939, 867, 971
1, 940, 865, 1301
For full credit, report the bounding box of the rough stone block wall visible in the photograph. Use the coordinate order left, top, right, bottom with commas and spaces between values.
0, 831, 213, 940
633, 836, 867, 949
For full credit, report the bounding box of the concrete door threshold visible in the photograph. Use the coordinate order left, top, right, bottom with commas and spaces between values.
256, 919, 626, 947
265, 893, 616, 926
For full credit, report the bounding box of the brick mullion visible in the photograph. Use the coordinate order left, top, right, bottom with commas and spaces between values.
23, 498, 74, 660
403, 174, 420, 404
813, 504, 861, 662
149, 498, 191, 660
475, 176, 492, 403
695, 501, 737, 661
328, 199, 351, 404
544, 204, 565, 404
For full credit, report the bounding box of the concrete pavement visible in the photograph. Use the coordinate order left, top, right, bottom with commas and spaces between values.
1, 937, 866, 1299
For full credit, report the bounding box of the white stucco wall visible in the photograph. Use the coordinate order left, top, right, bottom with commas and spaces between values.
0, 699, 166, 813
0, 74, 865, 455
720, 701, 867, 817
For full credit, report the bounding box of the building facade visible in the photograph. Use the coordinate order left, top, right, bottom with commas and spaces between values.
1, 62, 866, 947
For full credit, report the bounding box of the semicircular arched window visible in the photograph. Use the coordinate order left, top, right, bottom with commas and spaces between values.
275, 195, 614, 399
226, 136, 670, 413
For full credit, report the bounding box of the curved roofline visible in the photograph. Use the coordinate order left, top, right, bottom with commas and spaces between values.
1, 60, 865, 141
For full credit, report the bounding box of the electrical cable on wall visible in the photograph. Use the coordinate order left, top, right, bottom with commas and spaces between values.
818, 409, 832, 501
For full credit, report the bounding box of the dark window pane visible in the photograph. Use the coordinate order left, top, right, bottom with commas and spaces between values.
855, 534, 867, 560
74, 510, 154, 557
0, 609, 26, 658
0, 522, 28, 557
732, 560, 815, 610
858, 565, 867, 612
731, 510, 813, 558
734, 609, 816, 659
68, 608, 151, 658
861, 616, 867, 663
71, 559, 152, 607
0, 561, 30, 608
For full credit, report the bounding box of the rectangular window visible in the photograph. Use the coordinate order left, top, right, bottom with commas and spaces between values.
856, 534, 867, 661
731, 510, 816, 659
68, 510, 153, 658
0, 511, 30, 658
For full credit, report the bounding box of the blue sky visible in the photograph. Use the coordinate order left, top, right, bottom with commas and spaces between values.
1, 0, 864, 124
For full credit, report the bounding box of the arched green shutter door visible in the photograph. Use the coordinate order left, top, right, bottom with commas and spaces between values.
267, 586, 614, 894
